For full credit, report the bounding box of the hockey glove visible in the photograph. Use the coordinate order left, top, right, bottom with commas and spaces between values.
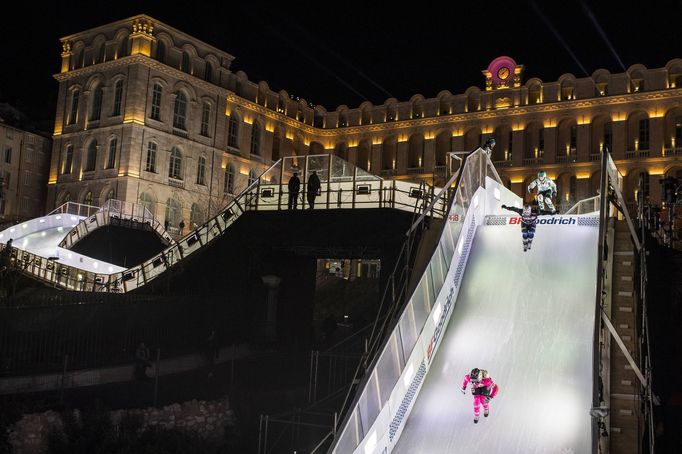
501, 204, 507, 209
484, 396, 492, 403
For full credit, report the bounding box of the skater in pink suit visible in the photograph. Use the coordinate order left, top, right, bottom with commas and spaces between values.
461, 368, 499, 423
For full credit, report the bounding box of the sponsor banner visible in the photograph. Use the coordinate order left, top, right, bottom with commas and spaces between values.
508, 216, 577, 225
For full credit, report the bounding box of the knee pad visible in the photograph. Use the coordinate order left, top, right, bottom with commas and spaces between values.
523, 232, 529, 239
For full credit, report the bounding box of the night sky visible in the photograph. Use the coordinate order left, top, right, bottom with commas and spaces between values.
3, 0, 681, 125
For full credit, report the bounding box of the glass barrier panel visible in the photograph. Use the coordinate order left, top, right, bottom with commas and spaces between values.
306, 155, 330, 181
440, 221, 455, 260
335, 410, 361, 453
425, 263, 436, 309
411, 278, 430, 334
398, 304, 418, 361
376, 336, 402, 404
331, 155, 354, 182
357, 373, 381, 437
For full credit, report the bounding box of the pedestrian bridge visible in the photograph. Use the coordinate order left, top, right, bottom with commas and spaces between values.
0, 154, 449, 293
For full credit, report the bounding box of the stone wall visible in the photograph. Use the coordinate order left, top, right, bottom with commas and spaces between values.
8, 396, 234, 454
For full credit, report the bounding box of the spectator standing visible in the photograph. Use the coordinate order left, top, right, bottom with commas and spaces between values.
288, 171, 301, 210
307, 171, 321, 209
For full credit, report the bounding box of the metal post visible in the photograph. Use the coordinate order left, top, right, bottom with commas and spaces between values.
153, 348, 160, 406
258, 414, 263, 454
264, 414, 269, 454
60, 354, 69, 404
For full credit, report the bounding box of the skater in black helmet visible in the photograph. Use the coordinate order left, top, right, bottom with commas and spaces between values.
501, 203, 554, 252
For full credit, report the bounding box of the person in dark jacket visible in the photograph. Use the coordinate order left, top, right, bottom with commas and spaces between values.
288, 171, 301, 210
307, 171, 321, 209
502, 204, 554, 252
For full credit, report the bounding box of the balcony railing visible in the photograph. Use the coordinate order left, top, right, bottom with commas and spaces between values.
590, 153, 601, 161
381, 169, 398, 177
406, 167, 425, 175
663, 146, 682, 156
626, 149, 650, 159
493, 160, 513, 167
523, 157, 543, 165
168, 177, 185, 189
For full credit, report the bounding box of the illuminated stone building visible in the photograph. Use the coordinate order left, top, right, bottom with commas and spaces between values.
0, 104, 51, 223
48, 14, 682, 229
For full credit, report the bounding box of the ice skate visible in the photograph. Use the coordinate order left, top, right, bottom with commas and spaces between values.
484, 408, 489, 417
474, 415, 479, 424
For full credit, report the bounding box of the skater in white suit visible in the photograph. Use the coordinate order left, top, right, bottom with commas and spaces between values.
527, 171, 557, 213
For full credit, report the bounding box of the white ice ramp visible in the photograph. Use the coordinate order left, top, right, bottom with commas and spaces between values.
393, 216, 599, 453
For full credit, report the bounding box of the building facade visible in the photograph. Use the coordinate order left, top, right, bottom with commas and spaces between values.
0, 105, 51, 224
49, 15, 682, 229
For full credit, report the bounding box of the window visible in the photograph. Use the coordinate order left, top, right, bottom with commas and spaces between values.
538, 129, 544, 152
24, 171, 30, 186
204, 62, 213, 83
181, 51, 191, 74
173, 92, 187, 130
196, 156, 206, 185
200, 103, 211, 136
76, 50, 84, 69
156, 40, 166, 63
106, 138, 117, 169
638, 172, 650, 200
150, 84, 162, 121
62, 192, 71, 204
91, 85, 103, 121
145, 142, 157, 172
675, 117, 682, 146
83, 191, 93, 206
165, 198, 181, 228
603, 122, 613, 152
118, 36, 129, 58
85, 141, 97, 171
570, 125, 577, 150
139, 193, 154, 215
169, 147, 182, 179
224, 164, 235, 194
228, 114, 239, 148
190, 203, 204, 227
250, 123, 261, 155
638, 118, 650, 150
4, 147, 11, 164
96, 43, 105, 64
63, 145, 73, 174
569, 176, 577, 202
112, 80, 123, 116
68, 89, 80, 125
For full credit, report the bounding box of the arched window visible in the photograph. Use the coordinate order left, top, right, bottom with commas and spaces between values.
204, 62, 213, 83
76, 50, 84, 69
190, 203, 204, 227
145, 142, 157, 173
90, 85, 103, 121
224, 164, 235, 194
250, 123, 261, 155
165, 198, 181, 228
150, 83, 162, 121
106, 137, 117, 169
169, 147, 182, 179
200, 102, 211, 136
62, 144, 73, 174
196, 156, 206, 185
83, 191, 93, 206
228, 113, 239, 148
638, 118, 650, 150
139, 192, 154, 215
96, 42, 105, 64
105, 189, 115, 201
68, 89, 80, 125
85, 141, 97, 171
118, 36, 129, 58
112, 80, 123, 116
173, 92, 187, 130
181, 51, 191, 74
156, 40, 166, 63
248, 170, 258, 187
272, 134, 281, 161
